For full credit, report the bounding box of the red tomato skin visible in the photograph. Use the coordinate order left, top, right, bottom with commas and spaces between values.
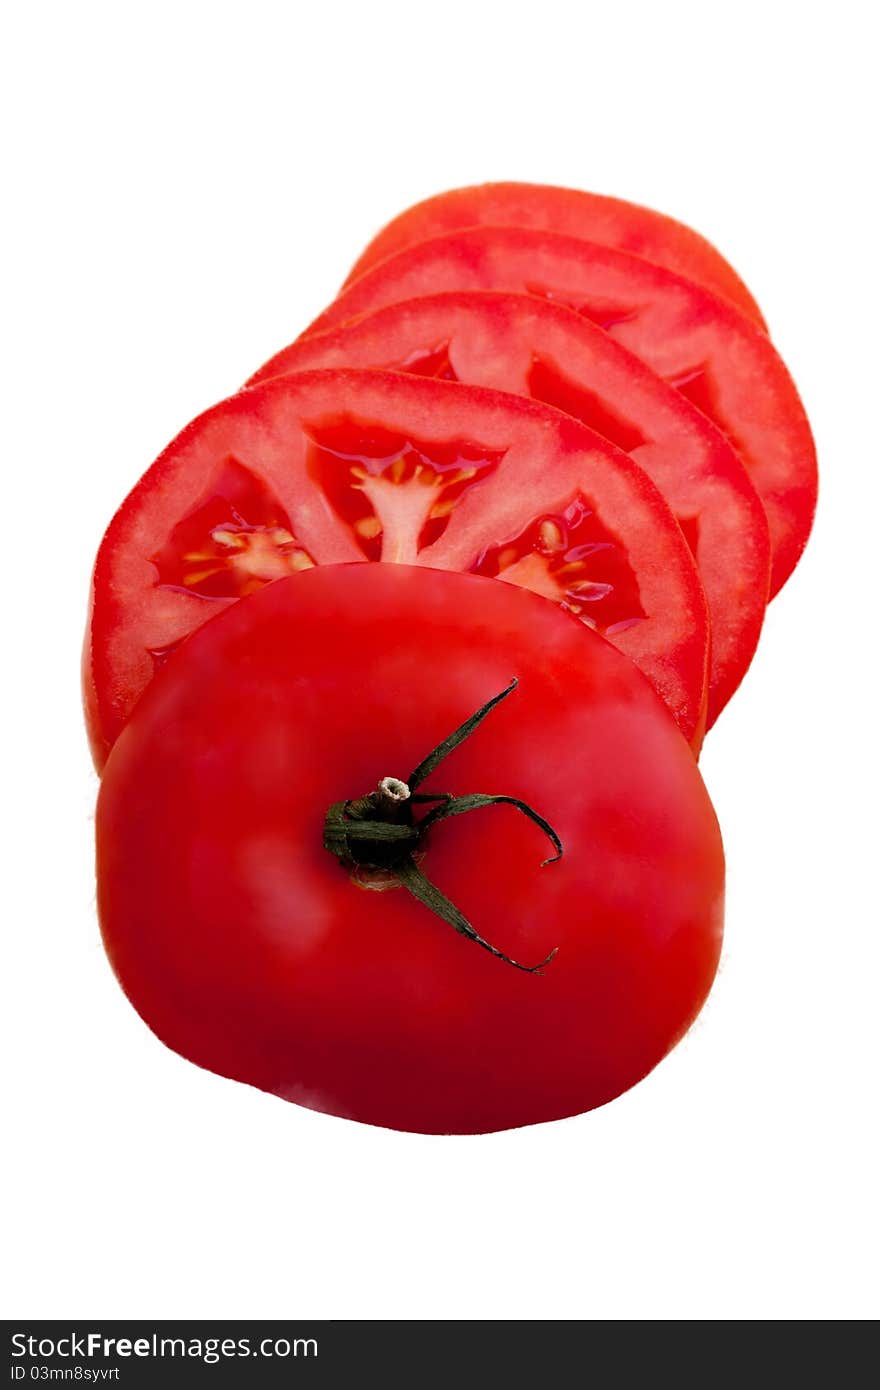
309, 229, 816, 597
84, 368, 708, 770
96, 565, 724, 1135
250, 291, 771, 726
343, 182, 767, 328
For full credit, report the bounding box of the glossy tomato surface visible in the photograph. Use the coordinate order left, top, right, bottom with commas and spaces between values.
251, 291, 770, 725
84, 368, 708, 769
309, 228, 817, 595
97, 565, 725, 1134
343, 181, 767, 328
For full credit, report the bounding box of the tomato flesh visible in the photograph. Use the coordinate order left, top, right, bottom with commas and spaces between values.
306, 230, 815, 596
84, 369, 709, 769
97, 565, 725, 1134
250, 292, 770, 722
343, 181, 767, 329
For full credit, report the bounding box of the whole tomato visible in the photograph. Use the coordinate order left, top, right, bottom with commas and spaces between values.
97, 565, 724, 1133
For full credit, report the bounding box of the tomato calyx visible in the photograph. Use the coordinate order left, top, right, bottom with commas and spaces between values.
322, 679, 562, 974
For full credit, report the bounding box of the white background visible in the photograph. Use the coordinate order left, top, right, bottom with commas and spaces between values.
2, 1, 877, 1321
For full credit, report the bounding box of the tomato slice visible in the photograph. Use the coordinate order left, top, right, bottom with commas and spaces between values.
343, 182, 767, 328
97, 564, 725, 1133
308, 228, 816, 596
250, 291, 771, 726
84, 369, 709, 769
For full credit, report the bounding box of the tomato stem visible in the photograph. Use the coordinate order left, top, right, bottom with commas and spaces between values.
322, 679, 561, 974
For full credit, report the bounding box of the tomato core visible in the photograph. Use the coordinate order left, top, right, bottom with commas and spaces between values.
304, 420, 505, 562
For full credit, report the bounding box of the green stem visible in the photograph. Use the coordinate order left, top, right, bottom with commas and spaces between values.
322, 680, 562, 974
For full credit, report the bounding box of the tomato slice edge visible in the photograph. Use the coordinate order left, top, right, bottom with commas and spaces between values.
342, 182, 767, 329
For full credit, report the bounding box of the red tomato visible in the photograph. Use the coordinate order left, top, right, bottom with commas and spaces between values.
308, 228, 817, 596
250, 291, 770, 725
96, 565, 725, 1134
84, 368, 709, 769
343, 181, 767, 328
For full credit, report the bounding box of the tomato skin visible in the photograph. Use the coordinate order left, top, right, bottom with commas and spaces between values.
250, 290, 771, 726
84, 368, 709, 769
97, 565, 724, 1134
343, 181, 767, 329
309, 228, 816, 596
